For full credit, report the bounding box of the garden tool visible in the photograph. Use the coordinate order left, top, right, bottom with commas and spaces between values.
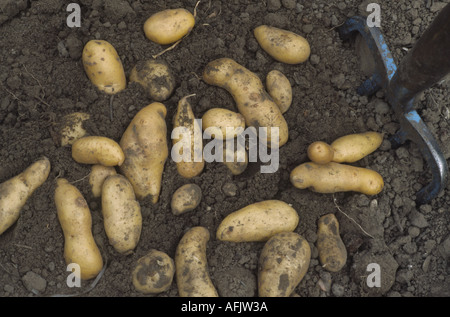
337, 4, 450, 205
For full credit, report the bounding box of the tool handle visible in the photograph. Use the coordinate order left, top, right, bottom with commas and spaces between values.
391, 4, 450, 104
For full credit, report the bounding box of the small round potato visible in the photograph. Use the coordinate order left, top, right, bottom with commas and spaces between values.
317, 213, 347, 272
258, 232, 311, 297
132, 249, 175, 294
254, 25, 310, 64
129, 59, 175, 102
171, 183, 202, 215
89, 165, 117, 198
216, 200, 299, 242
101, 175, 142, 254
202, 108, 245, 140
82, 40, 126, 94
58, 112, 90, 147
266, 70, 292, 114
72, 136, 125, 167
307, 141, 334, 165
143, 8, 195, 45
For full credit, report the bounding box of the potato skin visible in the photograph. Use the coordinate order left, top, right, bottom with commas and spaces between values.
203, 58, 289, 147
143, 8, 195, 45
254, 25, 310, 64
172, 95, 204, 178
101, 175, 142, 254
120, 102, 168, 203
216, 200, 299, 242
0, 157, 51, 235
317, 214, 347, 272
266, 70, 292, 114
258, 232, 311, 297
202, 108, 245, 140
290, 162, 384, 195
72, 136, 125, 167
307, 141, 334, 165
82, 40, 126, 94
59, 112, 90, 147
331, 132, 383, 163
132, 249, 175, 294
171, 183, 202, 215
129, 59, 175, 102
222, 142, 248, 175
55, 178, 103, 280
175, 226, 218, 297
89, 165, 117, 198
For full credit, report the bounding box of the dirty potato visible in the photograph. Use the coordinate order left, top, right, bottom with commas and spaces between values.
266, 70, 292, 114
89, 165, 117, 198
316, 213, 347, 272
58, 112, 90, 147
171, 183, 202, 215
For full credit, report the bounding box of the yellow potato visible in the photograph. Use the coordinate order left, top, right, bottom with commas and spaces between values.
258, 232, 311, 297
216, 200, 299, 242
72, 136, 125, 167
171, 183, 202, 215
143, 8, 195, 45
129, 59, 175, 102
203, 58, 288, 148
172, 95, 204, 178
55, 178, 103, 280
331, 132, 383, 163
254, 25, 310, 64
266, 70, 292, 114
317, 213, 347, 272
120, 102, 168, 203
307, 141, 334, 165
58, 112, 90, 147
89, 165, 117, 198
132, 249, 175, 294
222, 142, 248, 175
290, 162, 384, 195
202, 108, 245, 140
82, 40, 126, 94
101, 175, 142, 254
0, 157, 51, 235
175, 226, 218, 297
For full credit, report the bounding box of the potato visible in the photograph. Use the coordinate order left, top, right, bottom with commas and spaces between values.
58, 112, 90, 147
266, 70, 292, 114
175, 226, 218, 297
254, 25, 310, 64
316, 213, 347, 272
258, 232, 311, 297
222, 142, 248, 175
330, 132, 383, 163
0, 157, 51, 235
307, 141, 334, 165
82, 40, 126, 94
89, 165, 117, 198
171, 183, 202, 215
216, 200, 299, 242
290, 162, 384, 195
129, 59, 175, 102
101, 175, 142, 254
203, 58, 289, 148
202, 108, 245, 140
132, 249, 175, 294
172, 95, 204, 178
120, 102, 168, 203
55, 178, 103, 280
143, 8, 195, 45
72, 136, 125, 167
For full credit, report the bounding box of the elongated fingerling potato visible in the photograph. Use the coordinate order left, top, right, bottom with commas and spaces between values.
120, 102, 168, 203
89, 165, 117, 198
0, 157, 51, 235
290, 162, 384, 195
175, 226, 218, 297
266, 70, 292, 114
216, 200, 299, 242
82, 40, 126, 94
258, 232, 311, 297
72, 136, 125, 167
331, 132, 383, 163
101, 175, 142, 254
55, 178, 103, 280
202, 108, 245, 140
317, 213, 347, 272
203, 58, 288, 147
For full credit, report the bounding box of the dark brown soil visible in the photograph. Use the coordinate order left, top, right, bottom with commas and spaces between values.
1, 0, 449, 298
